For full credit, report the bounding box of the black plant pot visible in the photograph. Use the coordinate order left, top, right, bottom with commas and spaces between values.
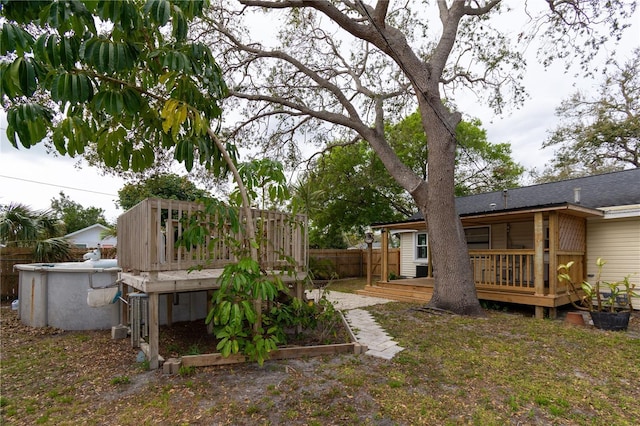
590, 311, 631, 331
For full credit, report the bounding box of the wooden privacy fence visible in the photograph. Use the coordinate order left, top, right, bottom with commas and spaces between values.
309, 248, 400, 279
1, 248, 32, 301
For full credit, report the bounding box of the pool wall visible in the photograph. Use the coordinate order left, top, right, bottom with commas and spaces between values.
16, 260, 210, 330
16, 261, 120, 330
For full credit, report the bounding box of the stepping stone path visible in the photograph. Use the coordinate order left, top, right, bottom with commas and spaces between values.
343, 308, 405, 360
306, 290, 404, 360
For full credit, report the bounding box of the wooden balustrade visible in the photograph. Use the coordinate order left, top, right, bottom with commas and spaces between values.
117, 198, 307, 273
469, 250, 537, 292
468, 250, 585, 297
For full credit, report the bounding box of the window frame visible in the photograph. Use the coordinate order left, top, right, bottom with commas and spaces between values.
464, 226, 491, 250
415, 232, 428, 262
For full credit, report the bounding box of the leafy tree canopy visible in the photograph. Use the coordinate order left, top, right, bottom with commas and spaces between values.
297, 141, 409, 249
117, 173, 211, 211
537, 47, 639, 182
1, 0, 229, 174
298, 116, 523, 248
49, 191, 108, 234
386, 113, 524, 196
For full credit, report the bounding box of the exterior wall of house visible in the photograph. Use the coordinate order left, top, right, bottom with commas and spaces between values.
586, 216, 640, 308
399, 231, 419, 278
66, 228, 110, 248
490, 223, 506, 249
507, 221, 534, 249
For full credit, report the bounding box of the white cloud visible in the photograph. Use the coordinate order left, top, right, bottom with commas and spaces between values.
0, 127, 125, 222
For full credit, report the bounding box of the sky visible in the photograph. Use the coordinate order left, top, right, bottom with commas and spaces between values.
1, 5, 638, 223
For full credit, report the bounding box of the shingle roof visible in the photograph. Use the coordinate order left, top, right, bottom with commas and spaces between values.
409, 168, 640, 220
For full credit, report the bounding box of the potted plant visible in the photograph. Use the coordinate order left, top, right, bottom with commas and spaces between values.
557, 258, 638, 331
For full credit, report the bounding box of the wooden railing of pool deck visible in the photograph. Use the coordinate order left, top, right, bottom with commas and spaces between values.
117, 198, 307, 273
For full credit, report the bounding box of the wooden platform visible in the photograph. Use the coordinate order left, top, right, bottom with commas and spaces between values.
357, 277, 583, 315
357, 278, 434, 303
118, 269, 308, 369
119, 269, 224, 294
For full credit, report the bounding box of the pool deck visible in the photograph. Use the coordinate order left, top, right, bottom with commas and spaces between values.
119, 269, 307, 369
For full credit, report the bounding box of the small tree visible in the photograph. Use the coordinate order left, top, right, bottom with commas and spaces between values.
539, 48, 639, 181
50, 191, 108, 234
117, 173, 211, 211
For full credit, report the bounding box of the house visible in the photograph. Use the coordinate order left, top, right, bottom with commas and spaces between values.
360, 169, 640, 318
64, 223, 117, 248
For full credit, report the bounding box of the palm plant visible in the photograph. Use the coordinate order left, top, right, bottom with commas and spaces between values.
1, 203, 71, 261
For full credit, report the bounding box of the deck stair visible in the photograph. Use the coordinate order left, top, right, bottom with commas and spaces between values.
357, 279, 433, 303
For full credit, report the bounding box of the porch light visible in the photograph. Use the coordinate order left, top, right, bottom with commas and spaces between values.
364, 232, 374, 244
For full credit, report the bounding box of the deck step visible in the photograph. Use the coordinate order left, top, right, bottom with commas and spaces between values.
356, 285, 432, 303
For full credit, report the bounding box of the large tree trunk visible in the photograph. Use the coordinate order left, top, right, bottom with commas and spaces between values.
415, 101, 485, 316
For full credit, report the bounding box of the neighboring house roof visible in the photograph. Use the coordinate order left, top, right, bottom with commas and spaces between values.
64, 223, 116, 248
64, 223, 111, 239
398, 168, 640, 224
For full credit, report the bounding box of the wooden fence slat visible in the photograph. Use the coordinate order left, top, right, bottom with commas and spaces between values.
308, 248, 400, 279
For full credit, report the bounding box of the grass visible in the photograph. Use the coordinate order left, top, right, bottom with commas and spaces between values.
324, 277, 368, 293
1, 301, 639, 425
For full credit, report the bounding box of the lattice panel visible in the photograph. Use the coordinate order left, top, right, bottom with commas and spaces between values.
558, 214, 585, 251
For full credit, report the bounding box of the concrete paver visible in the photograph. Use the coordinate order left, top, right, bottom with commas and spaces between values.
305, 289, 404, 360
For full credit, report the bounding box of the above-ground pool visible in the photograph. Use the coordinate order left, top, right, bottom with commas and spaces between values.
15, 259, 210, 331
15, 260, 121, 330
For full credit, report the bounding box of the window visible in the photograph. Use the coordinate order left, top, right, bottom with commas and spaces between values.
464, 226, 490, 249
415, 233, 428, 260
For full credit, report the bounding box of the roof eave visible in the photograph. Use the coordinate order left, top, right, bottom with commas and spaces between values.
372, 203, 603, 230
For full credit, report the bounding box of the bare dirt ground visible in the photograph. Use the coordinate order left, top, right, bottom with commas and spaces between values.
0, 304, 379, 425
2, 301, 640, 425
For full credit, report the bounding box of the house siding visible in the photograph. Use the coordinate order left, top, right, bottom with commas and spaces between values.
586, 217, 640, 308
399, 231, 424, 278
510, 221, 534, 249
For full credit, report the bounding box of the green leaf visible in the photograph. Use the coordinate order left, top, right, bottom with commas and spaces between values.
122, 87, 142, 114
143, 0, 171, 26
0, 22, 35, 55
219, 300, 231, 325
6, 103, 53, 148
51, 72, 93, 104
2, 57, 37, 98
84, 37, 137, 73
230, 303, 241, 327
242, 300, 257, 324
59, 36, 80, 70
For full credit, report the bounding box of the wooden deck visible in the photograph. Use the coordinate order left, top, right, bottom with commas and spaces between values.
357, 278, 434, 303
115, 198, 310, 369
357, 276, 582, 314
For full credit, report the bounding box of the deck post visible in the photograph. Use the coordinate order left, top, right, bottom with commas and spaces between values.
381, 229, 389, 282
534, 212, 545, 319
148, 292, 159, 369
547, 212, 559, 319
166, 293, 173, 327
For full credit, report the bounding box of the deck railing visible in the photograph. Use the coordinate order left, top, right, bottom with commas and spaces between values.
117, 198, 307, 273
469, 250, 585, 296
469, 250, 537, 292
